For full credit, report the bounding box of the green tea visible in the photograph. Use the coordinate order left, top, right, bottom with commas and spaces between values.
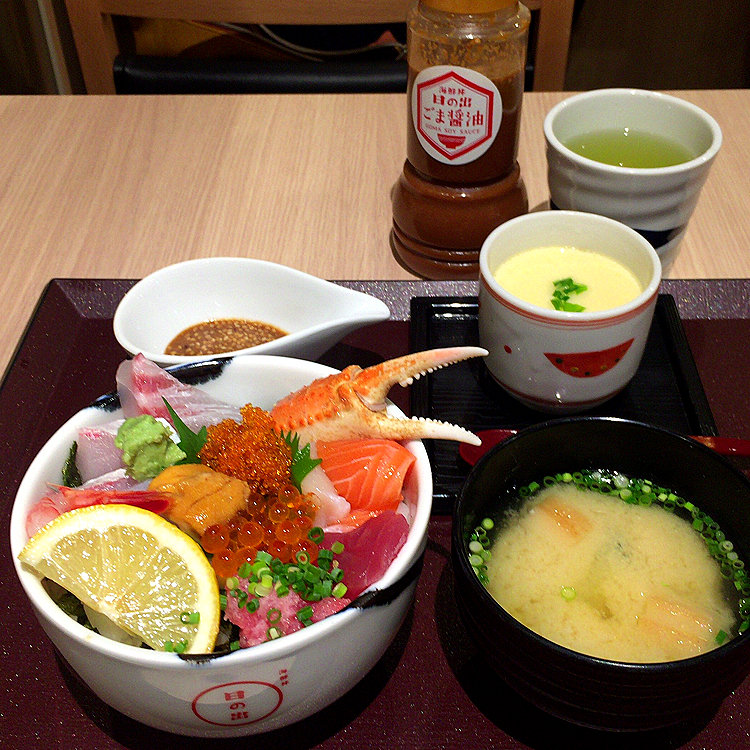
563, 128, 695, 168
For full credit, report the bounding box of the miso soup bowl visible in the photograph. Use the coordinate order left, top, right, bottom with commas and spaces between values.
478, 211, 661, 413
452, 417, 750, 732
10, 355, 432, 737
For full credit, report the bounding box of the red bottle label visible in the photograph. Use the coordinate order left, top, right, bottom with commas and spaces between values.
411, 65, 502, 165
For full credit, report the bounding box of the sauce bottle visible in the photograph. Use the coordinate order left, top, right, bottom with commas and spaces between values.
391, 0, 531, 279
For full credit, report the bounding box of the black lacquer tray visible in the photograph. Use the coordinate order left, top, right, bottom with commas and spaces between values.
5, 280, 750, 750
409, 294, 717, 514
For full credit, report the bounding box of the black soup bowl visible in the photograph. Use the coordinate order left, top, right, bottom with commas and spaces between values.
451, 417, 750, 732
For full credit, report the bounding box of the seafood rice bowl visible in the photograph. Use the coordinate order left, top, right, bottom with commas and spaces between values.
11, 349, 483, 736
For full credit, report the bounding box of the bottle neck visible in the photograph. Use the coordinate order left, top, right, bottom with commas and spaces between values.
420, 0, 517, 13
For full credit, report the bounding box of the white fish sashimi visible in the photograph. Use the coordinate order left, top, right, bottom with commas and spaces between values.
76, 419, 125, 482
300, 455, 351, 529
116, 354, 240, 430
80, 468, 142, 491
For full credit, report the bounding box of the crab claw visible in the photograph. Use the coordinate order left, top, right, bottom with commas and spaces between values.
270, 347, 487, 445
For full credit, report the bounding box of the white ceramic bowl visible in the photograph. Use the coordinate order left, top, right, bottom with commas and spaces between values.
544, 89, 722, 273
478, 210, 661, 412
113, 258, 391, 365
10, 355, 432, 736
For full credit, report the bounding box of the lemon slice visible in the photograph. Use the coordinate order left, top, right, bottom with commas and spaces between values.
19, 504, 220, 654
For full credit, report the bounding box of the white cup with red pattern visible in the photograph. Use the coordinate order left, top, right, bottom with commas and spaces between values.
478, 210, 661, 412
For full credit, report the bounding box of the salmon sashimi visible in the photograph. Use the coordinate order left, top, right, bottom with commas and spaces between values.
150, 463, 250, 537
316, 439, 416, 515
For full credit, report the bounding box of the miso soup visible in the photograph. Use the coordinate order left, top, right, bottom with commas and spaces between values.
472, 472, 748, 663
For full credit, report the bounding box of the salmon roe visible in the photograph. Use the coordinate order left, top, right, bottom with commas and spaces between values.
198, 404, 292, 496
200, 482, 320, 578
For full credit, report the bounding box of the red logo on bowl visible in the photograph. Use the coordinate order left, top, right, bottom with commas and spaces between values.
192, 679, 284, 726
544, 339, 634, 378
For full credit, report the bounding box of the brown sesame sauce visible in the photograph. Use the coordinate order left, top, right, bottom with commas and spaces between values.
165, 318, 287, 356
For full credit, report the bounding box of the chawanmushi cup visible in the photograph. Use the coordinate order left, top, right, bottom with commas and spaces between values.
478, 210, 661, 413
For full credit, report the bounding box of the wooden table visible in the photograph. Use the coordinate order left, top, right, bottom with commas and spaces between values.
1, 90, 749, 378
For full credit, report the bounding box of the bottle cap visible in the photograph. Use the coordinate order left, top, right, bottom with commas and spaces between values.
421, 0, 517, 12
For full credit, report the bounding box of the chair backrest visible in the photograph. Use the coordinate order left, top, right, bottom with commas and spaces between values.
64, 0, 573, 93
526, 0, 574, 91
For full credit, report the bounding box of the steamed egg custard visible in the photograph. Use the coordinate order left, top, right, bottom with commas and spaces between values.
471, 475, 749, 664
493, 246, 643, 312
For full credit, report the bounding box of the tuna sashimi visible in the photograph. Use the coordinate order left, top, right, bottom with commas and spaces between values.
316, 439, 416, 514
226, 587, 351, 649
225, 512, 407, 646
116, 354, 240, 431
76, 419, 125, 482
320, 510, 409, 599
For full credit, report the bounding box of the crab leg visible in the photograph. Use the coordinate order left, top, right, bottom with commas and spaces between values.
271, 346, 487, 445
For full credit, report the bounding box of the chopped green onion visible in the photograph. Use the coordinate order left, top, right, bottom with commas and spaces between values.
180, 611, 200, 624
331, 541, 345, 554
297, 606, 314, 622
332, 582, 348, 598
275, 582, 289, 597
550, 277, 587, 312
561, 586, 576, 601
252, 562, 270, 578
237, 562, 252, 578
308, 527, 325, 544
715, 629, 728, 645
266, 608, 282, 624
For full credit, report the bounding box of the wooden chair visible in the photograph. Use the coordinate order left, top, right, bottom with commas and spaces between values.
526, 0, 575, 91
64, 0, 574, 94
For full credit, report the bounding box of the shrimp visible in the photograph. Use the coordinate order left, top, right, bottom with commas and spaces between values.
25, 485, 170, 539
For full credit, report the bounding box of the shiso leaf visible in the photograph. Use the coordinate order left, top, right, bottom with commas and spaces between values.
62, 442, 83, 487
280, 431, 322, 489
163, 398, 207, 463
